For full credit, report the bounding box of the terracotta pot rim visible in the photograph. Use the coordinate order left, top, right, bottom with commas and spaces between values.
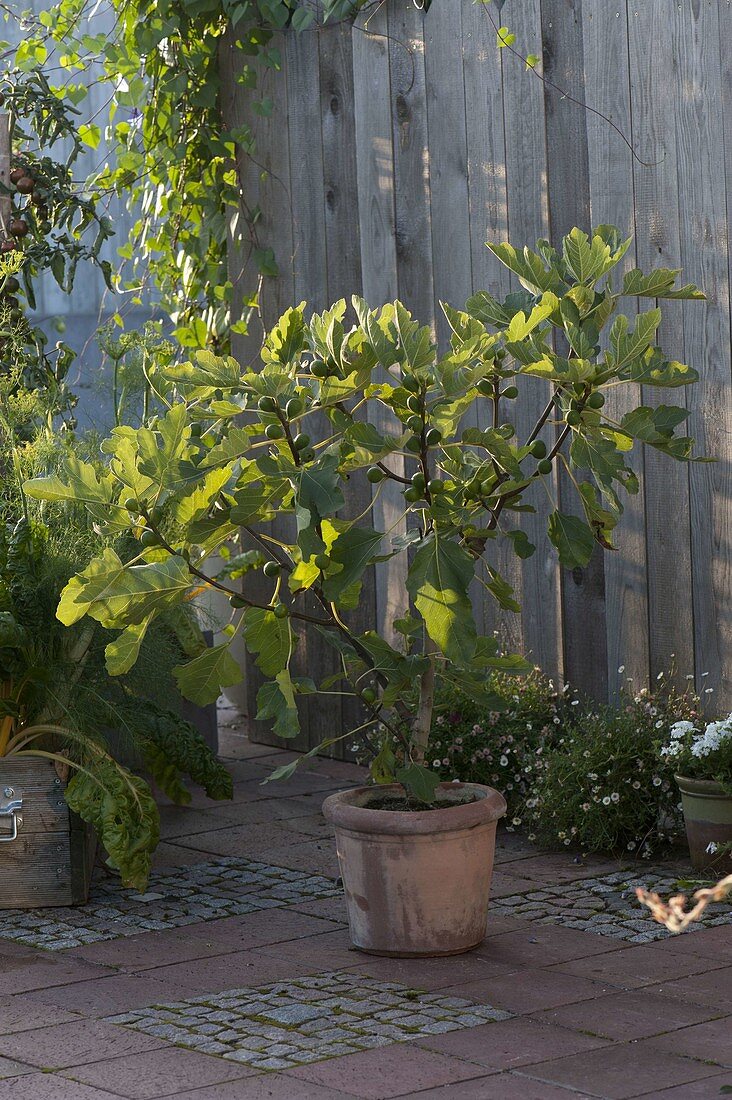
675, 775, 731, 797
322, 781, 507, 836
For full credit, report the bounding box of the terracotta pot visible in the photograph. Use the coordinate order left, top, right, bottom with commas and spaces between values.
322, 782, 506, 957
676, 775, 732, 874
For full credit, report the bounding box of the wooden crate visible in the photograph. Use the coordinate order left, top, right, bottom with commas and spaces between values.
0, 757, 96, 909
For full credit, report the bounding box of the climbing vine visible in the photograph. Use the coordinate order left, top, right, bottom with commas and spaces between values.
0, 0, 638, 363
1, 0, 372, 357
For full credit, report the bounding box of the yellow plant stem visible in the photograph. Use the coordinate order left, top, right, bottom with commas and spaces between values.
0, 680, 14, 757
0, 714, 13, 757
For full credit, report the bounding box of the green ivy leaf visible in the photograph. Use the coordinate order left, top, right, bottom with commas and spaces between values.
78, 123, 101, 149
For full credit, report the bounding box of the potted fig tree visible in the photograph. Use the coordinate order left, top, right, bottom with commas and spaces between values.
27, 226, 704, 952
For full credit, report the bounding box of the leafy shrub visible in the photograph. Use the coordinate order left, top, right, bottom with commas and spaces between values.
429, 667, 575, 816
520, 678, 702, 858
431, 670, 702, 858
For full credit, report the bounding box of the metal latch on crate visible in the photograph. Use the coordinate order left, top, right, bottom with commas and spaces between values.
0, 787, 22, 842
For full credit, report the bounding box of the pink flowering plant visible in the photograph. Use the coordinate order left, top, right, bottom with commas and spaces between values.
516, 677, 701, 857
660, 716, 732, 792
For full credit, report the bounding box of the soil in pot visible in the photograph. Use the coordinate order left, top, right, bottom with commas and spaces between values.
366, 792, 479, 812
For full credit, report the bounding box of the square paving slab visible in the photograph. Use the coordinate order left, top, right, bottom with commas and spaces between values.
490, 868, 732, 943
0, 858, 340, 951
104, 971, 511, 1072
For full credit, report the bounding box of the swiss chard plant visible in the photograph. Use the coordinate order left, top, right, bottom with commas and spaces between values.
26, 227, 705, 802
0, 253, 232, 889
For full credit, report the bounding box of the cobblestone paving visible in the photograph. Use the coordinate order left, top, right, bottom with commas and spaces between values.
0, 857, 341, 950
106, 972, 511, 1071
491, 869, 732, 943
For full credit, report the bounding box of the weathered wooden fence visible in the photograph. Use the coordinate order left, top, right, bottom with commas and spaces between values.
224, 0, 732, 750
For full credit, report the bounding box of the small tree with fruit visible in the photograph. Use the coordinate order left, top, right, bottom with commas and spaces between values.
26, 227, 704, 800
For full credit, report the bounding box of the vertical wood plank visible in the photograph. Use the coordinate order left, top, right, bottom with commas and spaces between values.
461, 2, 510, 295
353, 6, 407, 647
423, 0, 472, 347
499, 0, 560, 677
388, 3, 435, 326
222, 30, 306, 748
286, 26, 342, 751
461, 4, 512, 639
353, 9, 398, 306
627, 1, 695, 689
320, 21, 375, 748
674, 0, 732, 707
582, 0, 649, 697
718, 0, 732, 712
287, 29, 328, 315
540, 0, 605, 697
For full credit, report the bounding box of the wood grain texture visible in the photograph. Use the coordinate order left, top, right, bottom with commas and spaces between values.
286, 25, 341, 751
0, 758, 94, 908
353, 6, 407, 647
627, 0, 694, 688
218, 0, 732, 751
499, 0, 558, 675
583, 0, 648, 698
424, 0, 472, 347
388, 3, 435, 325
673, 0, 732, 705
320, 20, 376, 750
540, 0, 606, 699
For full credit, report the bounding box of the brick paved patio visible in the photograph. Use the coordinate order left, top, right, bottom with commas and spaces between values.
0, 704, 730, 1099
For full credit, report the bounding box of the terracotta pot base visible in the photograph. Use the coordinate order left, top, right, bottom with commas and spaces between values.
352, 940, 486, 959
322, 782, 507, 957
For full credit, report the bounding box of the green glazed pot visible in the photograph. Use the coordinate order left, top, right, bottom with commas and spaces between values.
676, 775, 732, 874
